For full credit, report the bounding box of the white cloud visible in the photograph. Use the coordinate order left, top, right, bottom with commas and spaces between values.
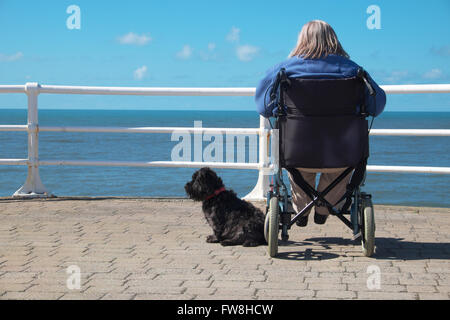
236, 45, 259, 62
226, 26, 240, 43
423, 68, 443, 79
199, 43, 218, 61
383, 70, 409, 83
118, 32, 152, 46
176, 45, 193, 60
133, 65, 147, 80
0, 52, 24, 62
207, 42, 216, 51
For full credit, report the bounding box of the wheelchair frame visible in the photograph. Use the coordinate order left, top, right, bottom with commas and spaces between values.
264, 68, 376, 258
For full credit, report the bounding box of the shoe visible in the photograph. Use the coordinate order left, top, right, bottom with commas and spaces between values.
296, 215, 308, 227
314, 213, 328, 225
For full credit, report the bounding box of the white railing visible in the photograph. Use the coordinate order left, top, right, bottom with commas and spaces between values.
0, 82, 449, 200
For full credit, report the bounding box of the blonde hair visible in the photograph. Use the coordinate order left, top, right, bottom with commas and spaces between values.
289, 20, 349, 59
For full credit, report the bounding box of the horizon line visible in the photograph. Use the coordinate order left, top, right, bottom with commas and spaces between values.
0, 107, 449, 113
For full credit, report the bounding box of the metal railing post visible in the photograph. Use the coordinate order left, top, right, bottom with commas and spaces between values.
243, 116, 271, 201
13, 83, 52, 198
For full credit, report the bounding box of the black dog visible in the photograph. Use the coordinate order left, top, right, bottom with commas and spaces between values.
185, 167, 266, 247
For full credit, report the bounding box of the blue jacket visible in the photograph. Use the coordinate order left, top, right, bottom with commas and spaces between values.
255, 54, 386, 118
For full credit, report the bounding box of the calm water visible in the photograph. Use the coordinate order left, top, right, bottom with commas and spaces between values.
0, 109, 449, 207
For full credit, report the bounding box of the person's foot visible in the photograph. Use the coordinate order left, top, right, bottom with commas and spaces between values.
296, 215, 308, 227
314, 212, 328, 225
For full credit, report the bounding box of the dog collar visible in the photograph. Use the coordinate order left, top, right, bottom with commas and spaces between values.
205, 187, 226, 201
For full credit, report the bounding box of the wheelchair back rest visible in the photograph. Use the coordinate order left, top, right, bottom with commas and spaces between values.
283, 76, 365, 116
279, 76, 369, 169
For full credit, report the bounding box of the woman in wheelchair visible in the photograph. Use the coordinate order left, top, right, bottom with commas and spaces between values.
255, 20, 386, 257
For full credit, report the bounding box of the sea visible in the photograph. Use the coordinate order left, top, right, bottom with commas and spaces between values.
0, 109, 449, 208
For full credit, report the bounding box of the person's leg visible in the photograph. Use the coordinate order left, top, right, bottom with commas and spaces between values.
315, 168, 353, 217
288, 169, 316, 226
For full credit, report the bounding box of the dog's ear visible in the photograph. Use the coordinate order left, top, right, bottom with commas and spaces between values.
199, 167, 224, 190
198, 167, 215, 180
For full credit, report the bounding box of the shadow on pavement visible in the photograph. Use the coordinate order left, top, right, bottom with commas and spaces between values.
300, 236, 450, 260
275, 247, 340, 261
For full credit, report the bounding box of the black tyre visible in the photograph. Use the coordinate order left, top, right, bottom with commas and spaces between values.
267, 196, 279, 257
361, 198, 375, 257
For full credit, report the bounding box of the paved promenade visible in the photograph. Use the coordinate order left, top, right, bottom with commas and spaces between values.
0, 197, 449, 300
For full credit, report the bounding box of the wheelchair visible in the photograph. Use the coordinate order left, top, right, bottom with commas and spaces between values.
264, 68, 376, 257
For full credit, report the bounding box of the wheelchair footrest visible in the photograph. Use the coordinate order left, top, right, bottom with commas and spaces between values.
352, 231, 362, 241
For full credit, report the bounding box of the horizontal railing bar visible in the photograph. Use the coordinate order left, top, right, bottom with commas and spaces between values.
1, 84, 450, 96
381, 84, 450, 94
367, 165, 450, 174
37, 160, 261, 169
0, 125, 28, 131
369, 129, 450, 136
38, 85, 256, 96
0, 159, 29, 165
0, 85, 26, 93
1, 125, 449, 136
1, 159, 449, 174
37, 126, 261, 135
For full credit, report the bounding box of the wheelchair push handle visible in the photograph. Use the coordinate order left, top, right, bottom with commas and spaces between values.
269, 68, 291, 118
357, 68, 375, 96
270, 68, 291, 101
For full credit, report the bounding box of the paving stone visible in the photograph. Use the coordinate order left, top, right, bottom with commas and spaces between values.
418, 293, 449, 300
407, 285, 438, 293
256, 289, 315, 298
316, 290, 356, 299
357, 291, 418, 300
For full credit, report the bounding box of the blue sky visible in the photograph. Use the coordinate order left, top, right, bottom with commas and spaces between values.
0, 0, 449, 111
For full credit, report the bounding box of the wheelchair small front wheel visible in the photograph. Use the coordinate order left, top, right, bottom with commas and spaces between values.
266, 196, 279, 257
361, 199, 375, 257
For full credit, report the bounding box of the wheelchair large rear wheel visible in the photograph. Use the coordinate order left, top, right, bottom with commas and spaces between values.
266, 196, 279, 257
361, 199, 375, 257
264, 208, 269, 243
